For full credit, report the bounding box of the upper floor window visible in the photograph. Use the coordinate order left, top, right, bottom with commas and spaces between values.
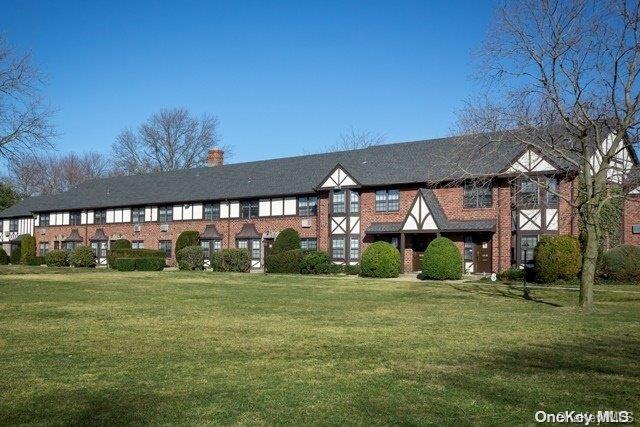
94, 209, 107, 225
375, 189, 399, 212
9, 219, 18, 232
463, 181, 493, 208
298, 196, 317, 216
518, 180, 539, 206
132, 207, 145, 223
158, 205, 173, 223
546, 178, 559, 206
39, 213, 50, 227
332, 191, 345, 214
69, 211, 82, 226
204, 202, 220, 220
241, 200, 259, 219
349, 192, 360, 214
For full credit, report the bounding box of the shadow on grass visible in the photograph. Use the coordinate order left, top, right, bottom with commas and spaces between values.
448, 283, 563, 307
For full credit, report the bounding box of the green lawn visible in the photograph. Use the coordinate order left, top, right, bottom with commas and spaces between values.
0, 267, 638, 425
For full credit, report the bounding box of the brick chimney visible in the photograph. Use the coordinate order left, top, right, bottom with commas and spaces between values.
207, 148, 224, 167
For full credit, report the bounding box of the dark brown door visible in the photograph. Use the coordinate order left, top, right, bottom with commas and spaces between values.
412, 251, 423, 272
474, 238, 492, 273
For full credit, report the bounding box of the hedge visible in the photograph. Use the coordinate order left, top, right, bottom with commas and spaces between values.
421, 237, 462, 280
600, 245, 640, 282
112, 239, 131, 250
25, 255, 46, 266
211, 248, 251, 272
176, 231, 200, 263
360, 241, 401, 278
19, 235, 37, 265
10, 245, 21, 265
534, 235, 582, 283
108, 248, 165, 267
273, 228, 301, 253
0, 248, 9, 265
112, 258, 136, 271
265, 249, 305, 273
46, 250, 68, 267
300, 251, 333, 274
68, 246, 96, 268
135, 257, 165, 271
177, 245, 205, 270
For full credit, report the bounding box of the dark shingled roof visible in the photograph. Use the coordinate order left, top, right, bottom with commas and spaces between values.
236, 223, 261, 239
200, 224, 223, 239
0, 195, 55, 218
64, 229, 83, 242
89, 228, 109, 242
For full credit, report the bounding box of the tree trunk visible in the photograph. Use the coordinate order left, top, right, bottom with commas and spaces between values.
580, 222, 598, 314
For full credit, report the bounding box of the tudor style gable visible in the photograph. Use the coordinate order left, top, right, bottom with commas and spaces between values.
402, 190, 438, 231
319, 165, 358, 189
507, 149, 556, 173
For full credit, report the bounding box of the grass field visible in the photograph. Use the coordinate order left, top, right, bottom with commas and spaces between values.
0, 267, 638, 425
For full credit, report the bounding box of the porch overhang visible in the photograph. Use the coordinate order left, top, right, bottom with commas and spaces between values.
366, 220, 496, 235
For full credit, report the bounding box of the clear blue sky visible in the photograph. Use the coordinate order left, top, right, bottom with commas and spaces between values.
2, 0, 496, 164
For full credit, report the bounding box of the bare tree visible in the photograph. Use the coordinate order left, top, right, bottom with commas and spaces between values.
330, 126, 386, 151
112, 108, 221, 174
457, 0, 639, 312
6, 151, 112, 197
0, 35, 55, 159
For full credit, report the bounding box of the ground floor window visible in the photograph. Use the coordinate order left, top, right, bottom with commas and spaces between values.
300, 238, 317, 251
39, 242, 49, 256
349, 236, 359, 260
373, 235, 399, 249
132, 240, 144, 249
63, 241, 79, 251
332, 237, 345, 259
200, 239, 221, 259
237, 239, 260, 260
91, 242, 107, 259
464, 236, 473, 262
159, 240, 172, 258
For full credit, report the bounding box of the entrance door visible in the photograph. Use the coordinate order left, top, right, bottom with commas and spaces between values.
473, 237, 492, 273
411, 234, 434, 272
92, 242, 107, 266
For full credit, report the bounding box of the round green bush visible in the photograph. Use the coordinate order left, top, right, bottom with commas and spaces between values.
211, 248, 251, 272
135, 257, 165, 271
176, 231, 200, 262
112, 258, 136, 271
300, 251, 333, 274
10, 245, 21, 265
600, 245, 640, 282
360, 241, 401, 278
421, 237, 462, 280
68, 246, 96, 268
0, 248, 9, 265
272, 228, 301, 253
265, 249, 304, 273
46, 250, 68, 267
177, 245, 205, 270
19, 235, 36, 265
111, 239, 131, 250
500, 267, 524, 281
534, 235, 582, 283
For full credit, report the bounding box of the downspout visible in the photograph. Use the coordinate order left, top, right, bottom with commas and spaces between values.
226, 199, 231, 249
497, 185, 502, 272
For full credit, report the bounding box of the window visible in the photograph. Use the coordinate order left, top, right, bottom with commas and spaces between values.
251, 240, 261, 260
464, 236, 473, 262
519, 180, 539, 206
69, 211, 82, 226
159, 240, 172, 258
463, 181, 493, 208
94, 209, 107, 225
520, 235, 538, 263
39, 213, 50, 227
131, 240, 144, 249
298, 196, 318, 216
332, 191, 345, 214
546, 178, 559, 206
213, 240, 221, 252
201, 240, 211, 259
9, 219, 18, 232
204, 202, 220, 220
241, 200, 259, 219
300, 238, 317, 250
237, 239, 248, 249
63, 241, 79, 251
375, 189, 399, 212
332, 237, 345, 259
91, 242, 107, 259
132, 207, 145, 223
349, 192, 360, 214
159, 206, 173, 222
349, 236, 359, 260
39, 242, 49, 256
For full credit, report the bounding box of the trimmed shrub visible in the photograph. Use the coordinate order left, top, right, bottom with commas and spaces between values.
273, 228, 301, 253
600, 245, 640, 282
421, 237, 462, 280
19, 235, 36, 265
360, 241, 401, 278
26, 255, 46, 266
68, 246, 96, 268
211, 248, 251, 272
265, 249, 304, 273
10, 245, 21, 265
46, 250, 68, 267
108, 248, 165, 267
300, 251, 333, 274
534, 235, 582, 283
112, 258, 136, 271
112, 239, 131, 250
177, 245, 205, 270
500, 267, 524, 281
0, 248, 9, 265
344, 264, 361, 275
135, 257, 165, 271
176, 231, 200, 262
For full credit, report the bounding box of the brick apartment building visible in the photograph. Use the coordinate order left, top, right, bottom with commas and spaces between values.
1, 132, 639, 273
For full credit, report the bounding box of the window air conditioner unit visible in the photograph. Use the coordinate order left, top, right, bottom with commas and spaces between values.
160, 224, 169, 232
301, 218, 311, 228
133, 224, 141, 232
40, 228, 47, 235
3, 231, 8, 237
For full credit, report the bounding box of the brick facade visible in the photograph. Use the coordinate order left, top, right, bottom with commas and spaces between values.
623, 196, 640, 246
